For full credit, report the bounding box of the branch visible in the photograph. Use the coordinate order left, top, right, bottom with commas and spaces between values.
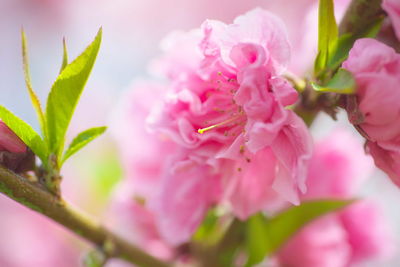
0, 166, 170, 267
295, 0, 385, 125
339, 0, 384, 35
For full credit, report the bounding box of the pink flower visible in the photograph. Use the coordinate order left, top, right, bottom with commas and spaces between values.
149, 8, 312, 221
149, 153, 222, 245
383, 0, 400, 40
112, 8, 312, 246
276, 131, 394, 267
342, 38, 400, 186
340, 201, 395, 263
111, 82, 222, 245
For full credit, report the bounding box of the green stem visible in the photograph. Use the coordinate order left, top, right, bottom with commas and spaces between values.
0, 166, 170, 267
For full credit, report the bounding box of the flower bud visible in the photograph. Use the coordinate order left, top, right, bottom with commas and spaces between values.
0, 121, 34, 172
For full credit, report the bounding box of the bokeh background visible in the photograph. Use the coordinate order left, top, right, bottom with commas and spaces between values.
0, 0, 399, 266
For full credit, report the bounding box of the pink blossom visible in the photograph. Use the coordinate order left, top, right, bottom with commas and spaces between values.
340, 201, 395, 263
111, 82, 222, 245
383, 0, 400, 40
276, 131, 394, 267
112, 8, 312, 246
342, 38, 400, 186
148, 8, 312, 221
149, 153, 222, 245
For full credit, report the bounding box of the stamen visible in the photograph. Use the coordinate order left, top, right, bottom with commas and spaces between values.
198, 115, 242, 134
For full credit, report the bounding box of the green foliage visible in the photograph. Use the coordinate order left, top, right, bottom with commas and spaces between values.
314, 0, 338, 75
245, 199, 354, 266
312, 68, 356, 94
0, 28, 103, 192
0, 106, 47, 162
21, 30, 47, 139
193, 209, 224, 246
328, 17, 383, 71
313, 1, 383, 81
60, 37, 69, 74
245, 214, 269, 267
46, 28, 102, 160
62, 126, 106, 165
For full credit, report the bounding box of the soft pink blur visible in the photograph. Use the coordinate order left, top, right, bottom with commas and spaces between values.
304, 130, 373, 199
1, 0, 399, 266
0, 195, 81, 267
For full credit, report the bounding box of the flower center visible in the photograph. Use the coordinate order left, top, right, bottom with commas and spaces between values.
198, 114, 243, 134
196, 71, 246, 136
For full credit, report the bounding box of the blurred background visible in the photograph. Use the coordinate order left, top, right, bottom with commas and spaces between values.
0, 0, 399, 266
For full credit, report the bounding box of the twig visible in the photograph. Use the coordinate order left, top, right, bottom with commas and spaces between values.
0, 166, 170, 267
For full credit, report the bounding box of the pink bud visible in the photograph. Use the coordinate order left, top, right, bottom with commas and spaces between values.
0, 121, 26, 153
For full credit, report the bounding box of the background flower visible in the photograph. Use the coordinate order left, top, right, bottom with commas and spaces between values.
342, 38, 400, 186
276, 130, 394, 267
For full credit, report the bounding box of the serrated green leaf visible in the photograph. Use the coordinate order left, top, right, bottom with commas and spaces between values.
46, 28, 102, 160
59, 37, 68, 74
61, 126, 106, 165
21, 29, 47, 139
312, 68, 356, 94
245, 199, 354, 266
0, 105, 47, 162
314, 0, 338, 75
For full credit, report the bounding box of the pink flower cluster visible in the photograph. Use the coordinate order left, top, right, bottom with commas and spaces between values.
112, 8, 313, 246
276, 131, 394, 267
343, 38, 400, 186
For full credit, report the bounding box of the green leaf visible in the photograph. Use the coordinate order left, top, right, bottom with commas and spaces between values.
59, 37, 69, 74
245, 214, 269, 267
312, 68, 356, 94
46, 28, 102, 159
61, 126, 106, 165
21, 29, 47, 139
245, 199, 354, 266
0, 105, 47, 162
314, 0, 338, 75
328, 17, 384, 70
